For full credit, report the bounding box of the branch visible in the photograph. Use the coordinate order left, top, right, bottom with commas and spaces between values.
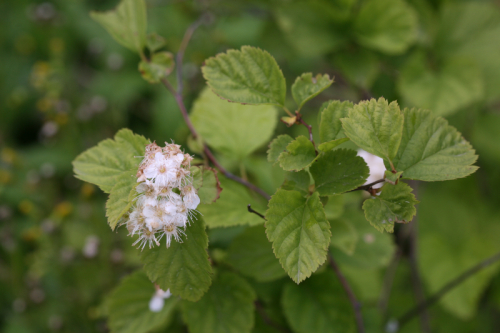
348, 179, 385, 193
328, 254, 365, 333
247, 204, 265, 219
395, 250, 500, 330
295, 112, 318, 155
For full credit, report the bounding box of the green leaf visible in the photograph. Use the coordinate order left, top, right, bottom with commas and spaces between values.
191, 88, 278, 159
265, 190, 331, 283
278, 136, 317, 171
138, 52, 175, 84
341, 98, 404, 166
391, 108, 478, 181
106, 170, 137, 230
362, 182, 418, 233
384, 170, 403, 184
198, 176, 267, 228
333, 49, 380, 89
330, 219, 358, 256
90, 0, 147, 52
309, 149, 369, 196
107, 271, 178, 333
182, 271, 256, 333
140, 215, 212, 302
353, 0, 417, 54
291, 73, 333, 110
282, 270, 356, 333
73, 129, 149, 193
319, 100, 353, 143
281, 170, 311, 196
146, 32, 166, 52
226, 225, 287, 282
202, 46, 286, 106
267, 135, 294, 165
317, 138, 350, 153
190, 166, 222, 204
397, 52, 483, 117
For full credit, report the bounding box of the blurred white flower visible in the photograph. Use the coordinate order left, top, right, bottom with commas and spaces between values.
357, 149, 386, 188
148, 288, 172, 312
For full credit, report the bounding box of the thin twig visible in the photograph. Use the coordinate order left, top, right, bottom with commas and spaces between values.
396, 250, 500, 330
254, 301, 290, 333
295, 112, 318, 155
328, 254, 365, 333
349, 179, 385, 193
248, 204, 265, 219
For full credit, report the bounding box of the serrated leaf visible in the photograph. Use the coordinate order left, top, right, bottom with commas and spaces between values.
278, 136, 317, 171
309, 149, 369, 196
140, 215, 212, 302
191, 88, 278, 159
190, 166, 222, 204
267, 135, 294, 165
319, 100, 353, 143
317, 138, 350, 152
341, 98, 404, 166
281, 170, 310, 196
202, 46, 286, 106
282, 270, 356, 333
330, 219, 358, 256
90, 0, 147, 52
198, 176, 267, 228
398, 52, 483, 117
106, 170, 137, 230
107, 271, 178, 333
73, 129, 149, 193
392, 108, 478, 181
227, 225, 287, 282
384, 170, 403, 184
353, 0, 417, 54
138, 52, 175, 83
182, 271, 256, 333
362, 182, 418, 233
291, 73, 333, 110
265, 190, 331, 283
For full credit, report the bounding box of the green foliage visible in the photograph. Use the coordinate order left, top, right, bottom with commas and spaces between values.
202, 46, 286, 107
392, 108, 478, 181
140, 215, 212, 302
105, 170, 137, 230
191, 89, 278, 159
181, 271, 256, 333
353, 0, 417, 54
291, 73, 333, 110
281, 170, 311, 196
319, 100, 353, 143
267, 135, 294, 165
226, 225, 286, 282
107, 271, 178, 333
90, 0, 147, 52
329, 219, 358, 255
362, 182, 418, 233
278, 136, 317, 171
145, 32, 167, 52
384, 170, 403, 184
317, 138, 350, 153
282, 270, 356, 333
190, 166, 222, 204
265, 190, 330, 283
309, 149, 369, 196
138, 52, 175, 83
341, 98, 403, 167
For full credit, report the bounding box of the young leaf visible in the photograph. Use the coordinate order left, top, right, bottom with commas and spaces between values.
90, 0, 147, 52
140, 215, 212, 302
392, 108, 478, 181
190, 166, 222, 204
319, 100, 353, 143
362, 182, 418, 233
181, 271, 256, 333
202, 46, 286, 106
309, 149, 369, 196
384, 170, 403, 184
73, 129, 149, 193
341, 98, 404, 166
138, 52, 175, 83
198, 176, 267, 228
281, 170, 311, 195
353, 0, 417, 54
330, 219, 358, 256
146, 32, 166, 52
291, 73, 333, 110
191, 88, 278, 159
267, 135, 294, 165
108, 271, 178, 333
278, 136, 317, 171
265, 190, 331, 283
226, 225, 287, 282
317, 138, 350, 152
282, 270, 356, 333
106, 170, 137, 230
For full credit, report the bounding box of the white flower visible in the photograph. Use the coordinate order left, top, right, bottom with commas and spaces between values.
161, 223, 186, 248
357, 149, 386, 188
182, 185, 200, 210
132, 228, 160, 250
149, 288, 172, 312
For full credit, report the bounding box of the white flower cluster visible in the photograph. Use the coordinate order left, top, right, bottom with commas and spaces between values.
123, 142, 200, 250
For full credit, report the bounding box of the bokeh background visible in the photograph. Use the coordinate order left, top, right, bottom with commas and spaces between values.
1, 0, 500, 332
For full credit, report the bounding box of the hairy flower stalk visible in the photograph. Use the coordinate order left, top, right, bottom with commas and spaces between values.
124, 142, 199, 249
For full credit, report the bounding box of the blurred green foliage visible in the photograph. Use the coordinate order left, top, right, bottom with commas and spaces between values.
1, 0, 500, 332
